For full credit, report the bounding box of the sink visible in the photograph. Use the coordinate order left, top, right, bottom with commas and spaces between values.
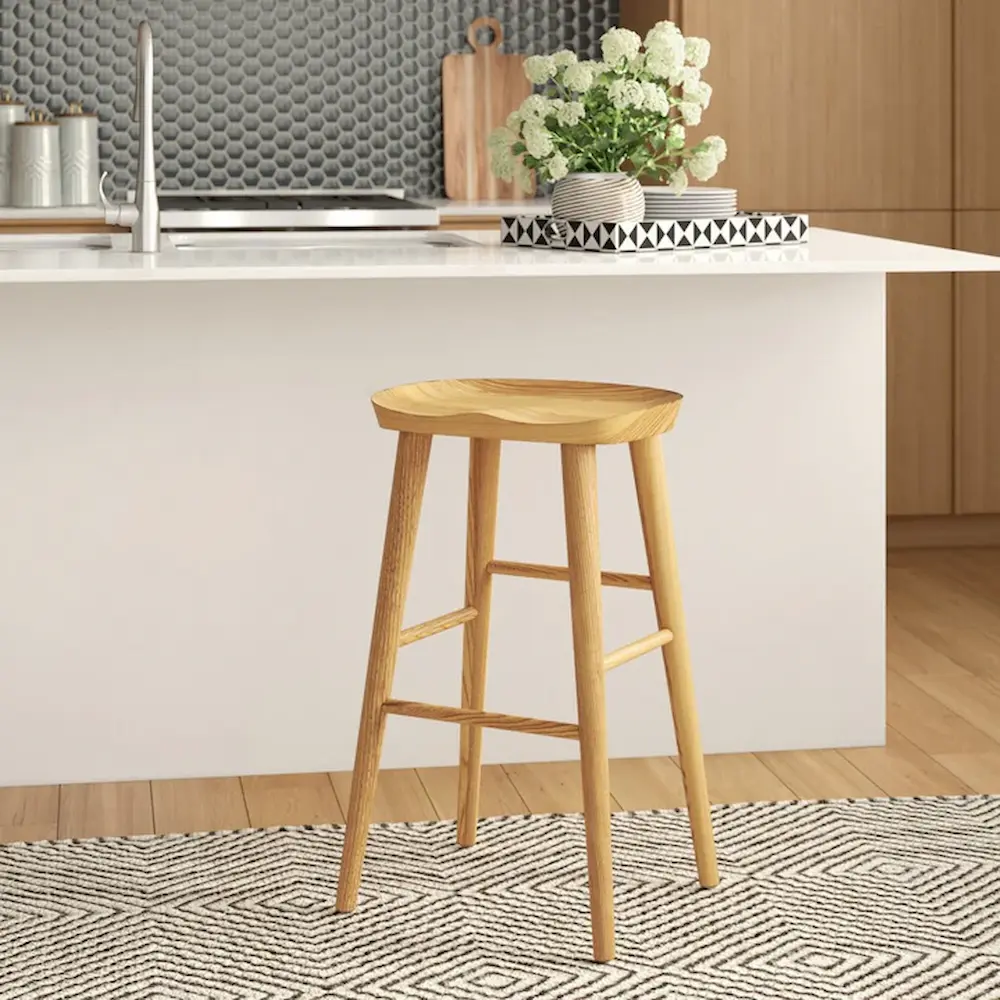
0, 230, 478, 253
166, 230, 477, 251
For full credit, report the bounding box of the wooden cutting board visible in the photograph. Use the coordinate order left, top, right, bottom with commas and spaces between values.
442, 17, 535, 201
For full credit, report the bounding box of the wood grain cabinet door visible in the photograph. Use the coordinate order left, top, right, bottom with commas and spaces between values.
955, 213, 1000, 513
675, 0, 953, 212
620, 1, 681, 40
813, 213, 955, 517
956, 0, 1000, 210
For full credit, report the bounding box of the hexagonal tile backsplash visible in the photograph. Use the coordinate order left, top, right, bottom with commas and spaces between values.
0, 1, 617, 198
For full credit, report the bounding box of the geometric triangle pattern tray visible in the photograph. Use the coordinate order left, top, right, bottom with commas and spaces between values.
1, 796, 998, 999
501, 212, 810, 253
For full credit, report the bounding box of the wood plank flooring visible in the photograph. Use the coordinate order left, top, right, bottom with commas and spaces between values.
3, 548, 1000, 843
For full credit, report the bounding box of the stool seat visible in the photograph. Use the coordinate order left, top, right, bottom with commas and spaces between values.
372, 378, 683, 445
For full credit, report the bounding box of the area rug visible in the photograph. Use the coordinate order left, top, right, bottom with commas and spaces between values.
2, 796, 999, 999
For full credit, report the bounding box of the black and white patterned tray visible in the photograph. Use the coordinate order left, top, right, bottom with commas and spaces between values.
500, 213, 809, 253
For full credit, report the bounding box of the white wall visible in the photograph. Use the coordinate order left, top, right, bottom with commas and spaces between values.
0, 273, 886, 785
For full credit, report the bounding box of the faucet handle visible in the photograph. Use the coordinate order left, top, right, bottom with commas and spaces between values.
98, 170, 112, 210
99, 171, 139, 228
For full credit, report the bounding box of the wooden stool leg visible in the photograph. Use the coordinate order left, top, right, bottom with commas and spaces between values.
336, 431, 433, 912
457, 438, 502, 847
561, 443, 616, 964
630, 437, 719, 889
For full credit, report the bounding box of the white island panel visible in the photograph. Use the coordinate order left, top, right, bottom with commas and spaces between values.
0, 271, 886, 785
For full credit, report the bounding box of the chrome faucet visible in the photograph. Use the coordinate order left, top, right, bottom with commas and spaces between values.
99, 20, 160, 253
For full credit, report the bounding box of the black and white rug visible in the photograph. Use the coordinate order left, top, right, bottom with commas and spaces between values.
2, 796, 999, 999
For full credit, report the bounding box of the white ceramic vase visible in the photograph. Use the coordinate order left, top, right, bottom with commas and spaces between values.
550, 172, 645, 224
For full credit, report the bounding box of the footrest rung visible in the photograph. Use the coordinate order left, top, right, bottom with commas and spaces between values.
383, 699, 580, 740
488, 559, 652, 591
604, 628, 674, 671
399, 606, 478, 648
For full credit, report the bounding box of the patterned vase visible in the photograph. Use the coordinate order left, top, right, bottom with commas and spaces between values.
550, 172, 645, 224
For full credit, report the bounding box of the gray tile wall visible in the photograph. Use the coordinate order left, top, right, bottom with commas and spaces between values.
0, 1, 617, 197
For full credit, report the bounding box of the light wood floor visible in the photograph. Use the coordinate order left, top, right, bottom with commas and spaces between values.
3, 548, 1000, 844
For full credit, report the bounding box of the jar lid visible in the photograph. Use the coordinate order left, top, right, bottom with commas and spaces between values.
60, 101, 97, 117
0, 88, 24, 106
15, 108, 56, 125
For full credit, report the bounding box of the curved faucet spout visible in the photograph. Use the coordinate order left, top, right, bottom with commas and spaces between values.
134, 21, 152, 125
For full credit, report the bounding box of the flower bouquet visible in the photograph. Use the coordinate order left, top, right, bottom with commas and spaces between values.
489, 20, 727, 223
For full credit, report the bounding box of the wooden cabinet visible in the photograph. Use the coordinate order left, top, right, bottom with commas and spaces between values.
956, 0, 1000, 209
955, 213, 1000, 512
813, 212, 955, 516
619, 1, 679, 40
615, 1, 1000, 525
674, 0, 953, 212
954, 4, 1000, 512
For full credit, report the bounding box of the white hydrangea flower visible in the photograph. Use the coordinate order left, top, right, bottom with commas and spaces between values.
552, 49, 578, 70
608, 78, 645, 110
607, 79, 628, 109
688, 150, 719, 182
523, 122, 554, 158
704, 135, 728, 162
645, 36, 684, 80
668, 167, 689, 194
488, 126, 517, 151
684, 37, 711, 70
628, 52, 646, 74
513, 157, 533, 193
683, 79, 713, 108
505, 110, 521, 132
523, 55, 556, 85
625, 79, 646, 106
679, 101, 703, 126
669, 65, 701, 89
644, 52, 670, 79
562, 61, 595, 93
639, 82, 670, 116
644, 20, 681, 52
556, 101, 586, 127
547, 152, 570, 181
519, 93, 551, 121
601, 27, 642, 66
490, 144, 514, 182
667, 123, 686, 149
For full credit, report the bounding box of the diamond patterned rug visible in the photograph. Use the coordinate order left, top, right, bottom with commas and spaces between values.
2, 796, 999, 999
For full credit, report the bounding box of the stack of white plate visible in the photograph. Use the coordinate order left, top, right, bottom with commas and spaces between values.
642, 186, 738, 220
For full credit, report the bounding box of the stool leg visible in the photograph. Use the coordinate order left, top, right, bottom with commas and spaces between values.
630, 437, 719, 889
337, 431, 433, 912
561, 443, 616, 964
457, 438, 502, 847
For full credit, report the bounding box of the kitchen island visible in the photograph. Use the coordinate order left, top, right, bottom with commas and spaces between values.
2, 228, 998, 786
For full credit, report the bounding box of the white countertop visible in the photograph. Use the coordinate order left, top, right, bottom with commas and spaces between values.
0, 228, 997, 284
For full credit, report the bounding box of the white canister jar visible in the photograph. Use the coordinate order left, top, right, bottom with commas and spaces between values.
0, 91, 27, 206
57, 103, 100, 206
10, 110, 62, 208
550, 172, 646, 224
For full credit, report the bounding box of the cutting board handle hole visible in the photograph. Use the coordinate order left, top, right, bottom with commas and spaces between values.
468, 16, 503, 50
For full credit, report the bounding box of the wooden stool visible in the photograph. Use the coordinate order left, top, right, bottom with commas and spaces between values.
335, 379, 719, 963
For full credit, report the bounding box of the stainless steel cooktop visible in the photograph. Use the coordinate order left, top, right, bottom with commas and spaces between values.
157, 188, 439, 231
